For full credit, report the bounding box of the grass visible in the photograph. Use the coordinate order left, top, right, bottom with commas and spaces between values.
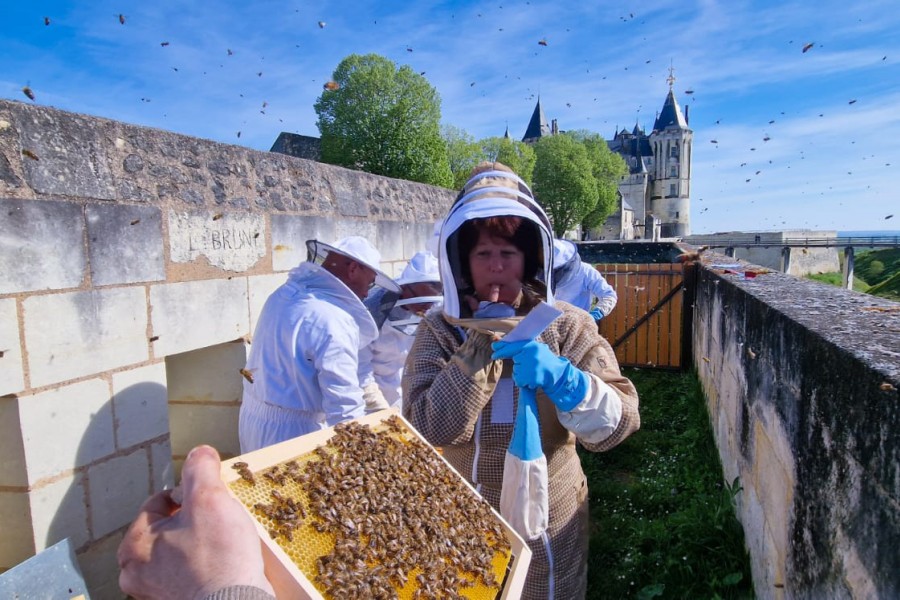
806, 271, 870, 293
581, 368, 753, 599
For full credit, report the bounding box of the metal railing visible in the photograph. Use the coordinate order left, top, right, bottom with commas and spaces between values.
695, 236, 900, 249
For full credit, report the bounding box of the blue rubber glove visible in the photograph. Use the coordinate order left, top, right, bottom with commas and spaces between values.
491, 339, 589, 412
589, 307, 605, 322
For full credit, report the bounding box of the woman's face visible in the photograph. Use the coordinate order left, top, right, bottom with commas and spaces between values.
468, 229, 525, 304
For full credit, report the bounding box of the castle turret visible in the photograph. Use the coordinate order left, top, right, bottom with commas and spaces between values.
648, 67, 692, 237
522, 97, 551, 143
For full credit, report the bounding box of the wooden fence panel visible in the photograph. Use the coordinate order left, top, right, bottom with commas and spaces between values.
595, 263, 687, 370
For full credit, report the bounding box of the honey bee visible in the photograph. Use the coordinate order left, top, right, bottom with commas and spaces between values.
44, 17, 50, 26
538, 38, 548, 46
160, 41, 170, 47
323, 81, 340, 91
118, 14, 126, 25
22, 86, 35, 101
239, 368, 255, 383
21, 149, 39, 161
238, 467, 256, 484
130, 218, 141, 225
212, 213, 224, 221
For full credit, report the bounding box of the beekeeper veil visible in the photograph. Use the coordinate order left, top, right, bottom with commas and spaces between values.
366, 251, 442, 334
438, 162, 555, 320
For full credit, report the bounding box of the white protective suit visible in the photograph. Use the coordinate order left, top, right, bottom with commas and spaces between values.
359, 251, 442, 410
552, 238, 617, 316
238, 261, 379, 453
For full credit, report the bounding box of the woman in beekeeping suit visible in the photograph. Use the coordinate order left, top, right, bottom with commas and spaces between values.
402, 162, 640, 599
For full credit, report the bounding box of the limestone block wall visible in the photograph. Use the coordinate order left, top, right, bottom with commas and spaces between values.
693, 254, 899, 599
0, 99, 453, 598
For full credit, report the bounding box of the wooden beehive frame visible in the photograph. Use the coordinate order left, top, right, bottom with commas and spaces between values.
221, 408, 532, 600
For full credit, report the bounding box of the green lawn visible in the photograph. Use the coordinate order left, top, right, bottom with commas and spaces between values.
582, 368, 754, 599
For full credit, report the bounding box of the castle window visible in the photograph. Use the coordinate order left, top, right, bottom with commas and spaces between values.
669, 166, 677, 177
670, 146, 678, 158
669, 184, 677, 196
676, 211, 680, 219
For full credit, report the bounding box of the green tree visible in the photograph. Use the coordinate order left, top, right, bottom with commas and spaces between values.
566, 130, 628, 231
442, 125, 483, 189
314, 53, 453, 187
480, 137, 536, 186
532, 135, 597, 237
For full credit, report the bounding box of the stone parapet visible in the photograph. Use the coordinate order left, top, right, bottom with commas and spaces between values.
693, 253, 899, 599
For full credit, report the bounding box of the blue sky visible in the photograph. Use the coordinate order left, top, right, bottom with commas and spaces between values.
2, 0, 898, 234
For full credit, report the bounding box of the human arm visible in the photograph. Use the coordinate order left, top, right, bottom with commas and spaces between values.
307, 314, 369, 425
402, 317, 501, 446
492, 306, 639, 450
581, 264, 617, 316
117, 445, 275, 600
358, 339, 390, 412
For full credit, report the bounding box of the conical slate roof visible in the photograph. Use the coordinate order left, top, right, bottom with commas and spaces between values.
653, 89, 688, 131
522, 98, 551, 141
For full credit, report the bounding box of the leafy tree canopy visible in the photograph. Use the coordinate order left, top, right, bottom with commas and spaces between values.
442, 125, 483, 190
565, 130, 628, 231
480, 137, 536, 187
532, 135, 598, 237
314, 53, 453, 188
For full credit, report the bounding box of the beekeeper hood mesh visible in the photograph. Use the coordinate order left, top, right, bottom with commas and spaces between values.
438, 162, 555, 319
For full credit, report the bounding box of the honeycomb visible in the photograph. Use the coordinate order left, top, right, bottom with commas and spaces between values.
228, 415, 513, 599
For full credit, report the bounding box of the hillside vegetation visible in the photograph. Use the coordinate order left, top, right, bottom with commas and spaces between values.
856, 248, 900, 300
807, 248, 900, 301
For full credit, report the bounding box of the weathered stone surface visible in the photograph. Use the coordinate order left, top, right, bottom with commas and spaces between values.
24, 288, 149, 387
112, 363, 168, 449
0, 396, 26, 486
88, 451, 149, 538
0, 491, 33, 566
694, 254, 900, 599
168, 210, 265, 272
148, 278, 248, 357
86, 203, 165, 285
18, 379, 115, 484
0, 298, 24, 396
13, 103, 116, 199
0, 198, 85, 294
377, 220, 408, 263
271, 214, 336, 271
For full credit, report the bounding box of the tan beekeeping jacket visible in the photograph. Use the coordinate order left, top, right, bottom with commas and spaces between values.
402, 301, 640, 599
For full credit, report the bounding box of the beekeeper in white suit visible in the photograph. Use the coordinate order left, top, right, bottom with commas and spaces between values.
402, 162, 640, 599
359, 251, 443, 411
552, 238, 617, 321
239, 236, 400, 453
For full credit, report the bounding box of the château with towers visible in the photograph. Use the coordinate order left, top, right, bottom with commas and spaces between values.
517, 69, 693, 241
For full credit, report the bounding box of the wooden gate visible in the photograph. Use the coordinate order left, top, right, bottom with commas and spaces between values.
594, 263, 696, 370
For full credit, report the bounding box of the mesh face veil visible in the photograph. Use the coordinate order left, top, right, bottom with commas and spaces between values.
437, 164, 555, 319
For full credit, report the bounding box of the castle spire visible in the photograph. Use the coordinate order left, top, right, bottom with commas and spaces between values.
666, 61, 676, 90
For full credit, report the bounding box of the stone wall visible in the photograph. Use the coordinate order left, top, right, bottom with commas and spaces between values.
693, 254, 899, 599
0, 99, 454, 598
